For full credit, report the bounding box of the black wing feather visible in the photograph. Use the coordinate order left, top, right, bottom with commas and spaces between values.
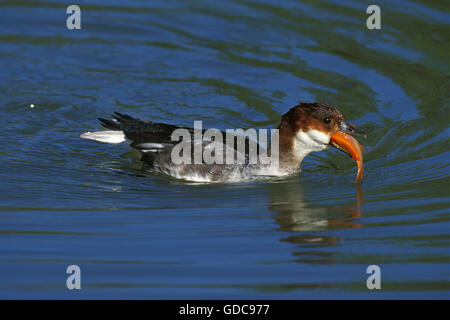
100, 112, 188, 144
99, 112, 257, 154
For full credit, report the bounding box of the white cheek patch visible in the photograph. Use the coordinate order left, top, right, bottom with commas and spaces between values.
307, 129, 331, 145
295, 129, 330, 153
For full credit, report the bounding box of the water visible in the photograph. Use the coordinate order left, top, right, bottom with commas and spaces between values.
0, 0, 448, 299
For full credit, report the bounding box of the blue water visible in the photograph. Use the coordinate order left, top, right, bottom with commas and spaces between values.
0, 0, 448, 299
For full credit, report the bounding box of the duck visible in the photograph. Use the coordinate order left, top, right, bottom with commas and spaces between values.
80, 102, 366, 182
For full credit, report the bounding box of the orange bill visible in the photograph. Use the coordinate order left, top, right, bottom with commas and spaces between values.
330, 131, 364, 183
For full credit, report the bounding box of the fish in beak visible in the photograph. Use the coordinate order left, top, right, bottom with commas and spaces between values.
330, 122, 366, 183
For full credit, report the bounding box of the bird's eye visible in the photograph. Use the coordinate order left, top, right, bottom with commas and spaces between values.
324, 117, 331, 124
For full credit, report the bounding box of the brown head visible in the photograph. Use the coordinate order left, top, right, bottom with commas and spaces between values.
277, 102, 366, 178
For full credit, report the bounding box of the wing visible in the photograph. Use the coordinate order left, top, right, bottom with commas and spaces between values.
98, 112, 264, 155
99, 112, 192, 151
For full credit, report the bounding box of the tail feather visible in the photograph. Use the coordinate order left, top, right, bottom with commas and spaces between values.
113, 112, 135, 122
83, 112, 185, 147
98, 117, 120, 130
80, 130, 126, 144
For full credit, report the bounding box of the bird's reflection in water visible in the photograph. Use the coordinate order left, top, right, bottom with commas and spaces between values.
267, 178, 363, 264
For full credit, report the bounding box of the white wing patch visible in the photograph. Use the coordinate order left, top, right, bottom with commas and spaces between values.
80, 131, 126, 144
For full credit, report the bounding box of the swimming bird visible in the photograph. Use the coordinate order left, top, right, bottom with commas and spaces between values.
80, 102, 366, 182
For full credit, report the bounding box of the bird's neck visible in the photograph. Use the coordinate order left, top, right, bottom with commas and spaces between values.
278, 124, 310, 172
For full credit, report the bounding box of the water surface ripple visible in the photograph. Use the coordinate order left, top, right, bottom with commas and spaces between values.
0, 0, 448, 298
